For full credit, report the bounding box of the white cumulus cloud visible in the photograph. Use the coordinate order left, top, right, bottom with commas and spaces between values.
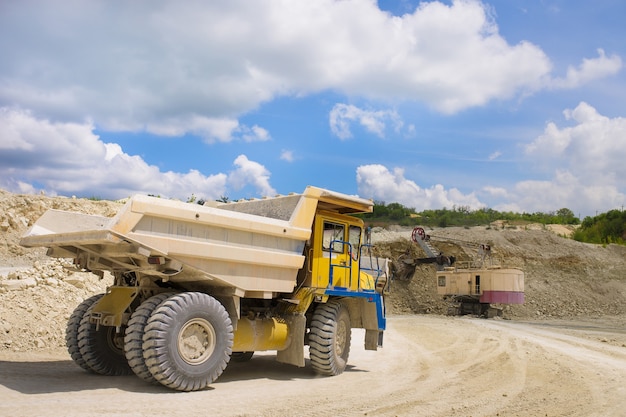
356, 102, 626, 218
228, 155, 276, 197
1, 0, 611, 135
329, 104, 404, 140
280, 150, 295, 162
525, 102, 626, 182
356, 164, 484, 210
0, 107, 279, 200
551, 49, 622, 89
488, 102, 626, 216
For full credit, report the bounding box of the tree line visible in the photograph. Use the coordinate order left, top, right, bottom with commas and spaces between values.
188, 194, 624, 246
572, 209, 626, 245
357, 201, 625, 245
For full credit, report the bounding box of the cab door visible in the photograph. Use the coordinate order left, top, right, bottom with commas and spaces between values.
312, 216, 351, 289
347, 224, 363, 289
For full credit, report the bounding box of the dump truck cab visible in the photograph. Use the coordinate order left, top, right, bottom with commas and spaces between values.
308, 211, 380, 291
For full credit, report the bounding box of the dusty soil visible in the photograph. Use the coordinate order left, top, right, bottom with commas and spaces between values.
1, 316, 625, 417
1, 189, 626, 416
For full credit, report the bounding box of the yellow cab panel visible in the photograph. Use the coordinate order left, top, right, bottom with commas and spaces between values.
310, 210, 364, 291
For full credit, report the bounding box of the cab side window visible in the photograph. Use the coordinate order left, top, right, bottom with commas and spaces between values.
322, 221, 345, 253
348, 225, 361, 259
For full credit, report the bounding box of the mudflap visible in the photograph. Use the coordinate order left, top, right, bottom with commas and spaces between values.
365, 329, 383, 350
90, 286, 139, 327
276, 314, 306, 367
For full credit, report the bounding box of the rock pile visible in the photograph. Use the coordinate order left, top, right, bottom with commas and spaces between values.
0, 189, 120, 351
0, 259, 109, 351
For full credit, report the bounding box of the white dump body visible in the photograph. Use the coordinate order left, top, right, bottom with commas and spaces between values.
20, 186, 374, 297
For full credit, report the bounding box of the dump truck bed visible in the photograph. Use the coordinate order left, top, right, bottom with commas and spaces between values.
20, 186, 373, 297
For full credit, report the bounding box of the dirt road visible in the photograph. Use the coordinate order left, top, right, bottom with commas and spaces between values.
1, 315, 625, 417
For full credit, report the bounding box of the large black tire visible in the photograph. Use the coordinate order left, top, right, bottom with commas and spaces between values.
143, 292, 233, 391
66, 294, 103, 372
124, 293, 173, 383
77, 296, 132, 376
309, 301, 351, 376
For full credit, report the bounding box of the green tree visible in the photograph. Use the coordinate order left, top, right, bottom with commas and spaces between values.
556, 208, 579, 224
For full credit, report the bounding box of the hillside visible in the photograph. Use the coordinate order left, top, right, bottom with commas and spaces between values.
371, 225, 626, 319
1, 189, 626, 352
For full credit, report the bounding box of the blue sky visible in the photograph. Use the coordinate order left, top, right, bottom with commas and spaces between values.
1, 0, 625, 219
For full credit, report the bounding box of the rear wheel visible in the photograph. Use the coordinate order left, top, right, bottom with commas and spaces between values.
124, 293, 173, 383
77, 296, 132, 376
143, 292, 233, 391
66, 294, 103, 372
309, 301, 351, 376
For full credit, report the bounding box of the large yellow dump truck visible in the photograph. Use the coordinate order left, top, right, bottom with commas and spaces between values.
20, 186, 390, 391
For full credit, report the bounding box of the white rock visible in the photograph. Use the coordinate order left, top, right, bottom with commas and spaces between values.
0, 278, 38, 291
44, 278, 60, 286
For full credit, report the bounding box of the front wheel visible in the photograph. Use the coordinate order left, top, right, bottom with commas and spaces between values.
143, 292, 233, 391
309, 301, 351, 376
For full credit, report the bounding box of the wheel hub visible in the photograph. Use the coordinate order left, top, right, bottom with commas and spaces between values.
178, 318, 217, 365
107, 327, 125, 355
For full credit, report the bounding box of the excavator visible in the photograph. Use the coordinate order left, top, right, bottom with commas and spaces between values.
397, 227, 524, 317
